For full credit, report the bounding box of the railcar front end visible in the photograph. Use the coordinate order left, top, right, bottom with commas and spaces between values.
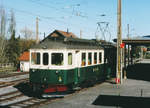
29, 50, 77, 93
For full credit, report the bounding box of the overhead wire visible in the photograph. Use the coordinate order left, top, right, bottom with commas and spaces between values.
5, 0, 99, 38
6, 6, 68, 25
26, 0, 88, 18
25, 0, 93, 29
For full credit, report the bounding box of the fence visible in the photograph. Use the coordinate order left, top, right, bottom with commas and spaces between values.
0, 63, 16, 72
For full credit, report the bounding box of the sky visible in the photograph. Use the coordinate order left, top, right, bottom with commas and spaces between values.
1, 0, 150, 41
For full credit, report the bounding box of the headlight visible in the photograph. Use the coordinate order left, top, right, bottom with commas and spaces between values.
56, 71, 59, 74
32, 69, 35, 72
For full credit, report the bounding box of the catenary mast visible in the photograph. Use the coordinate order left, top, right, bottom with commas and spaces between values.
116, 0, 122, 84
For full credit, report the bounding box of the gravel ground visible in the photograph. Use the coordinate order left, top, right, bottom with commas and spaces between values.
39, 79, 150, 108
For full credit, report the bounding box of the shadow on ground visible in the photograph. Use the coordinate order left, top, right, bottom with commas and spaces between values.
13, 82, 75, 99
126, 63, 150, 81
92, 94, 150, 108
14, 82, 42, 98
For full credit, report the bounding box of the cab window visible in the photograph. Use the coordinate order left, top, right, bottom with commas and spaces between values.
43, 53, 49, 65
52, 53, 63, 65
31, 52, 40, 65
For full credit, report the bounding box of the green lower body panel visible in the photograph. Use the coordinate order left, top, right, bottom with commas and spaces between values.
29, 64, 106, 87
76, 64, 106, 84
29, 69, 75, 85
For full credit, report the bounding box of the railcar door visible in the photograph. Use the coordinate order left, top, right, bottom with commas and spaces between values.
75, 51, 80, 83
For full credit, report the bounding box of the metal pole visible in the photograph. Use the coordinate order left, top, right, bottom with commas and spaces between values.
128, 45, 130, 65
124, 44, 127, 79
36, 17, 39, 44
44, 32, 46, 39
80, 30, 82, 39
141, 46, 143, 59
127, 24, 130, 65
131, 45, 133, 64
127, 24, 129, 39
116, 0, 122, 84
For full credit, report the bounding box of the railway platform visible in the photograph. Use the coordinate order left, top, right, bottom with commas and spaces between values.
39, 79, 150, 108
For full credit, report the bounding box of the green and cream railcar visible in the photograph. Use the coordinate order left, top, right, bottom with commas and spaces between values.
29, 30, 106, 93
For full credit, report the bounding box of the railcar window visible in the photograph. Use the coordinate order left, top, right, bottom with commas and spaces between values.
88, 53, 92, 65
81, 53, 86, 66
99, 52, 102, 63
52, 53, 63, 66
43, 53, 49, 65
94, 53, 97, 64
31, 52, 40, 65
68, 53, 72, 65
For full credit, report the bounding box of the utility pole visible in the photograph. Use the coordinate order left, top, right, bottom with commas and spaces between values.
116, 0, 122, 84
127, 24, 129, 39
36, 17, 39, 44
44, 32, 46, 39
80, 30, 82, 38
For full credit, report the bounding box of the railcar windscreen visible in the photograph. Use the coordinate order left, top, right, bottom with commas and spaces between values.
52, 53, 64, 66
31, 52, 40, 65
43, 53, 49, 65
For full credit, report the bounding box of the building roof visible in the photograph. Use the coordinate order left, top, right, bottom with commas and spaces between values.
19, 51, 29, 61
49, 30, 78, 38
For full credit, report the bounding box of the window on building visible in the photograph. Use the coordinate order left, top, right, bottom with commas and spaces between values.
94, 52, 97, 64
99, 52, 102, 63
68, 53, 72, 65
81, 53, 86, 66
88, 53, 92, 65
43, 53, 49, 65
52, 53, 63, 66
31, 52, 40, 65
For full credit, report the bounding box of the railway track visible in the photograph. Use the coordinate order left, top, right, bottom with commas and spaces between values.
0, 91, 23, 101
5, 98, 50, 108
0, 90, 53, 108
0, 78, 28, 88
0, 86, 89, 108
0, 79, 105, 108
0, 72, 28, 78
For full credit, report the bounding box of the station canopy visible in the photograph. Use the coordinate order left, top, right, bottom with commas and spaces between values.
113, 35, 150, 46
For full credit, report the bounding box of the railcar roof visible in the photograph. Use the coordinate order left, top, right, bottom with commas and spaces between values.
31, 38, 103, 50
31, 30, 103, 50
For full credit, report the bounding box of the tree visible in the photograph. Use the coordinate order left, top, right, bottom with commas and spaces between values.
20, 27, 35, 40
8, 10, 16, 38
20, 27, 36, 52
5, 10, 21, 66
19, 39, 36, 52
0, 6, 7, 63
6, 30, 20, 65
